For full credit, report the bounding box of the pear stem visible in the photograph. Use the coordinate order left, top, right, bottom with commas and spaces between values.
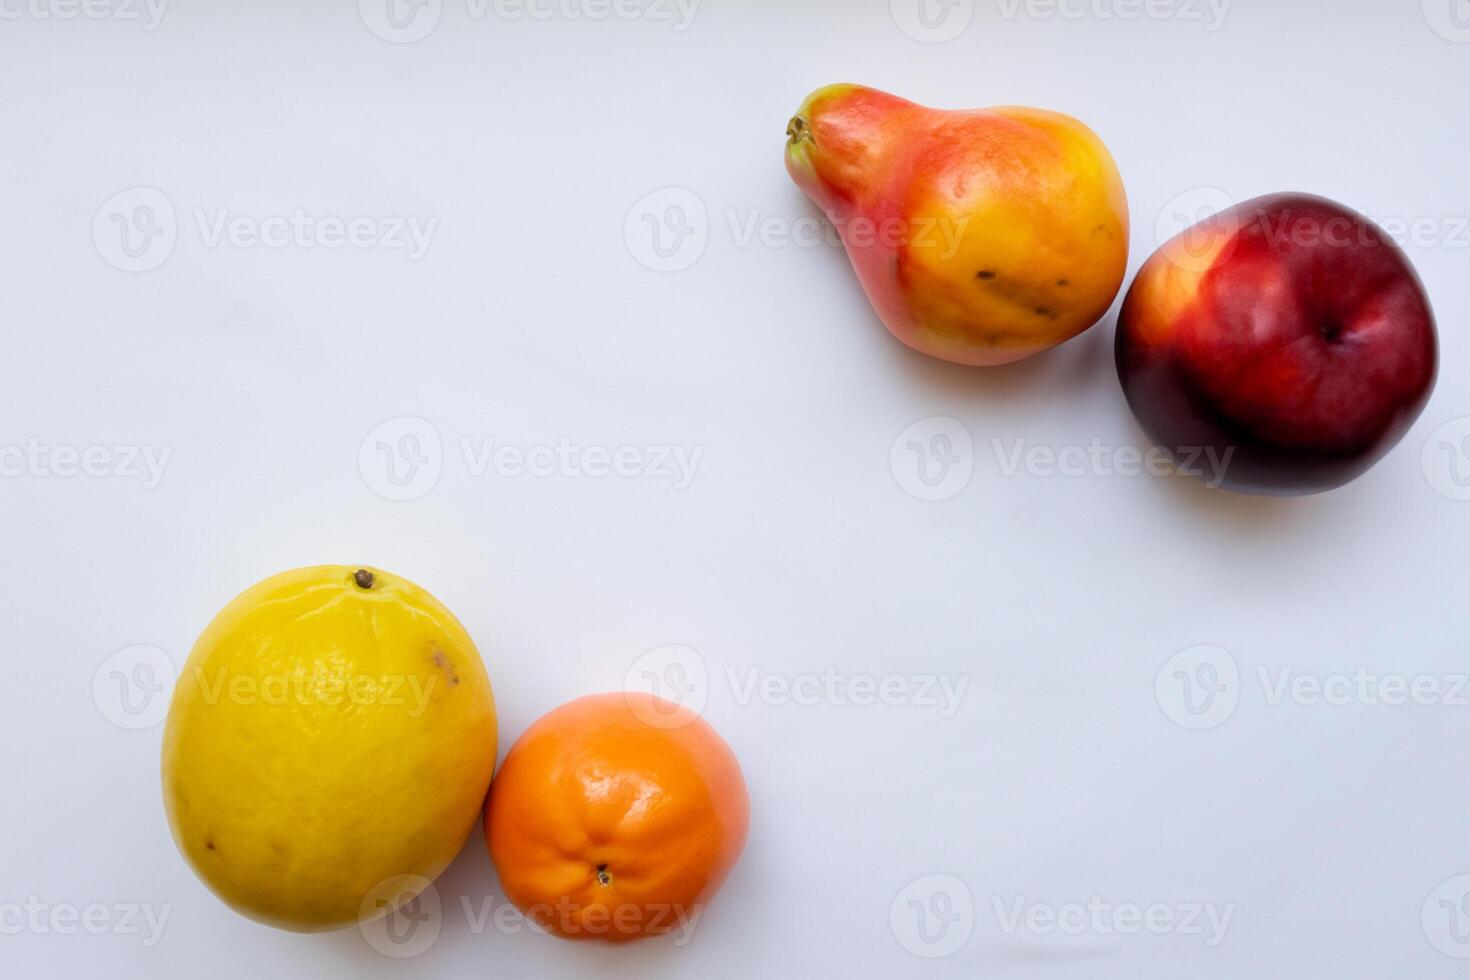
786, 115, 812, 146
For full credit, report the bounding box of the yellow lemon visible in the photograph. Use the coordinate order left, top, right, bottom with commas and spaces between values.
161, 565, 497, 932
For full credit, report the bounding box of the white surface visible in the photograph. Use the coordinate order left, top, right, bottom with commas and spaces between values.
3, 2, 1469, 977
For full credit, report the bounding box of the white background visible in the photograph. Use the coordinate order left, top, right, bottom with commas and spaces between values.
2, 1, 1469, 977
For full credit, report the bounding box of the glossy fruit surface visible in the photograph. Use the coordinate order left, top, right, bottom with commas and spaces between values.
484, 693, 749, 942
161, 565, 497, 932
785, 83, 1129, 366
1116, 193, 1437, 495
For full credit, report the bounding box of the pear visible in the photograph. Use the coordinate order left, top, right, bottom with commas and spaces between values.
785, 84, 1129, 366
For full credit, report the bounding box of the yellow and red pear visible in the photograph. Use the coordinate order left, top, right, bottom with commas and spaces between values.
785, 84, 1129, 366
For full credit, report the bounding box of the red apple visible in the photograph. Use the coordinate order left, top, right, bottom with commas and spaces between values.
1116, 193, 1437, 496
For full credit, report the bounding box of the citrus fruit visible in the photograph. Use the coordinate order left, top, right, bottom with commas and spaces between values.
161, 565, 497, 932
484, 692, 749, 942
